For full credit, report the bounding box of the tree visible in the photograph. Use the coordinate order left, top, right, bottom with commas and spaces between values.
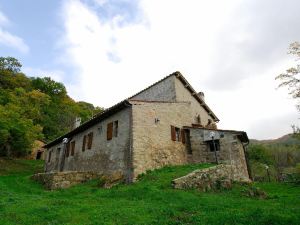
0, 105, 43, 157
276, 42, 300, 108
0, 57, 22, 73
276, 42, 300, 138
248, 144, 273, 165
0, 56, 103, 155
31, 77, 67, 97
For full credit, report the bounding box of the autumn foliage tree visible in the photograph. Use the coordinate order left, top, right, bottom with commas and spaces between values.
0, 57, 103, 157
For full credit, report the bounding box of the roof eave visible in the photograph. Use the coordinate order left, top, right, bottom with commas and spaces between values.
44, 100, 131, 148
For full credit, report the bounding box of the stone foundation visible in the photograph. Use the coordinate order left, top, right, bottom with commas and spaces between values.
172, 164, 251, 191
31, 171, 103, 189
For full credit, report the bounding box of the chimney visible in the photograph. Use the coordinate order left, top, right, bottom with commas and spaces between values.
198, 92, 205, 101
74, 117, 81, 129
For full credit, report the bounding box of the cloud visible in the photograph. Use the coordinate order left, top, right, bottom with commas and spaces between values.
0, 11, 10, 26
247, 112, 299, 140
204, 0, 300, 90
0, 28, 29, 53
0, 10, 29, 53
87, 0, 143, 26
59, 0, 237, 105
58, 0, 300, 139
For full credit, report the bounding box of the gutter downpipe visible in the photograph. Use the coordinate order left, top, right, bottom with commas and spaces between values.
60, 137, 71, 172
242, 140, 252, 180
125, 101, 134, 183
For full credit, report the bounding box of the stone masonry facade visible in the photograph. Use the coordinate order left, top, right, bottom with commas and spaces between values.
42, 71, 250, 187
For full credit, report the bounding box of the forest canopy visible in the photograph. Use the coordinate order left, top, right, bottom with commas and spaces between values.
0, 57, 103, 157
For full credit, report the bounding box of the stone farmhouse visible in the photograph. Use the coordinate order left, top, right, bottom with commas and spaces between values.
44, 71, 250, 183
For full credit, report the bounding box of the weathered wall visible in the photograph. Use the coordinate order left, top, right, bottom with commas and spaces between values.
45, 107, 132, 181
172, 164, 251, 191
188, 128, 249, 180
32, 171, 102, 189
130, 75, 214, 126
174, 78, 214, 125
27, 140, 45, 160
131, 101, 191, 178
130, 76, 176, 102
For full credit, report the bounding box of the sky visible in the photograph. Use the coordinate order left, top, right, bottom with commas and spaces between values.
0, 0, 299, 140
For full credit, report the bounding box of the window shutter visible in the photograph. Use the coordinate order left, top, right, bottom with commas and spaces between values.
88, 132, 93, 149
71, 141, 75, 156
66, 142, 70, 157
82, 135, 86, 152
181, 129, 186, 144
48, 151, 51, 162
107, 122, 113, 140
171, 125, 176, 141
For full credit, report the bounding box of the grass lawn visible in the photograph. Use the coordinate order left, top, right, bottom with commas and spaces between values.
0, 159, 299, 225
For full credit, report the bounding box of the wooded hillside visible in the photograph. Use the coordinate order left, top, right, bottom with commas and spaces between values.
0, 57, 103, 157
248, 134, 300, 182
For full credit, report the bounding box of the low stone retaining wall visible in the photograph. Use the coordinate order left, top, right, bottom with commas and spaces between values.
172, 164, 251, 191
31, 171, 103, 189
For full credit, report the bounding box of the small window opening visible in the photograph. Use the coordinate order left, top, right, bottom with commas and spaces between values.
208, 140, 220, 152
196, 114, 201, 124
36, 151, 42, 160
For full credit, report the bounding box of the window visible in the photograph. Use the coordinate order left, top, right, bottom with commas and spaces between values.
82, 135, 86, 152
207, 140, 220, 152
70, 141, 75, 156
107, 121, 118, 140
175, 127, 180, 141
171, 125, 182, 142
196, 114, 201, 124
87, 132, 93, 149
48, 151, 52, 162
107, 122, 113, 140
114, 121, 118, 137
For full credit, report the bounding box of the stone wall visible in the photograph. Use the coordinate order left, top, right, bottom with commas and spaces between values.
131, 101, 192, 178
172, 164, 251, 191
130, 74, 214, 126
44, 107, 132, 181
174, 77, 214, 125
32, 171, 103, 189
188, 128, 249, 180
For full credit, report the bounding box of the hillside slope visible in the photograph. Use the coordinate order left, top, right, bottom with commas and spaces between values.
0, 159, 299, 225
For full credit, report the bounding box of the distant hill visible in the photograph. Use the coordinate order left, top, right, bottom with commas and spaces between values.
250, 134, 300, 147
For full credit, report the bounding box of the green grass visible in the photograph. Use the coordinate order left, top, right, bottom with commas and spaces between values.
0, 158, 44, 176
0, 159, 299, 225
